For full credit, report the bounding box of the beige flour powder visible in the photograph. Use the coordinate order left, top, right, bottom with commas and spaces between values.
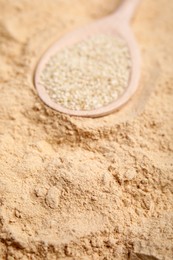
0, 0, 173, 259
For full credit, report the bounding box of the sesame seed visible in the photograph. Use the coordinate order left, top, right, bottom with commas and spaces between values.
39, 34, 131, 111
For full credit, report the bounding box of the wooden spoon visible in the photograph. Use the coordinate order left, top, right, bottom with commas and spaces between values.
34, 0, 141, 117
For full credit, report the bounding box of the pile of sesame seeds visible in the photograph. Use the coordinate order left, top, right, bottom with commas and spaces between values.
39, 35, 131, 111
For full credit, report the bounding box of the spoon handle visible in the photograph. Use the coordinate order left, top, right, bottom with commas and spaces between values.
114, 0, 141, 22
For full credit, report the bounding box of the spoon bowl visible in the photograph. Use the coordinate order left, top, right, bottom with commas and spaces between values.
34, 0, 141, 117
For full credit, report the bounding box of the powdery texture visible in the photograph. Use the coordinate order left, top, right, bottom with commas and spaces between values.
0, 0, 173, 259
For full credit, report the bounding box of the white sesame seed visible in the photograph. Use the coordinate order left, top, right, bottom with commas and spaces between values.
39, 34, 131, 111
